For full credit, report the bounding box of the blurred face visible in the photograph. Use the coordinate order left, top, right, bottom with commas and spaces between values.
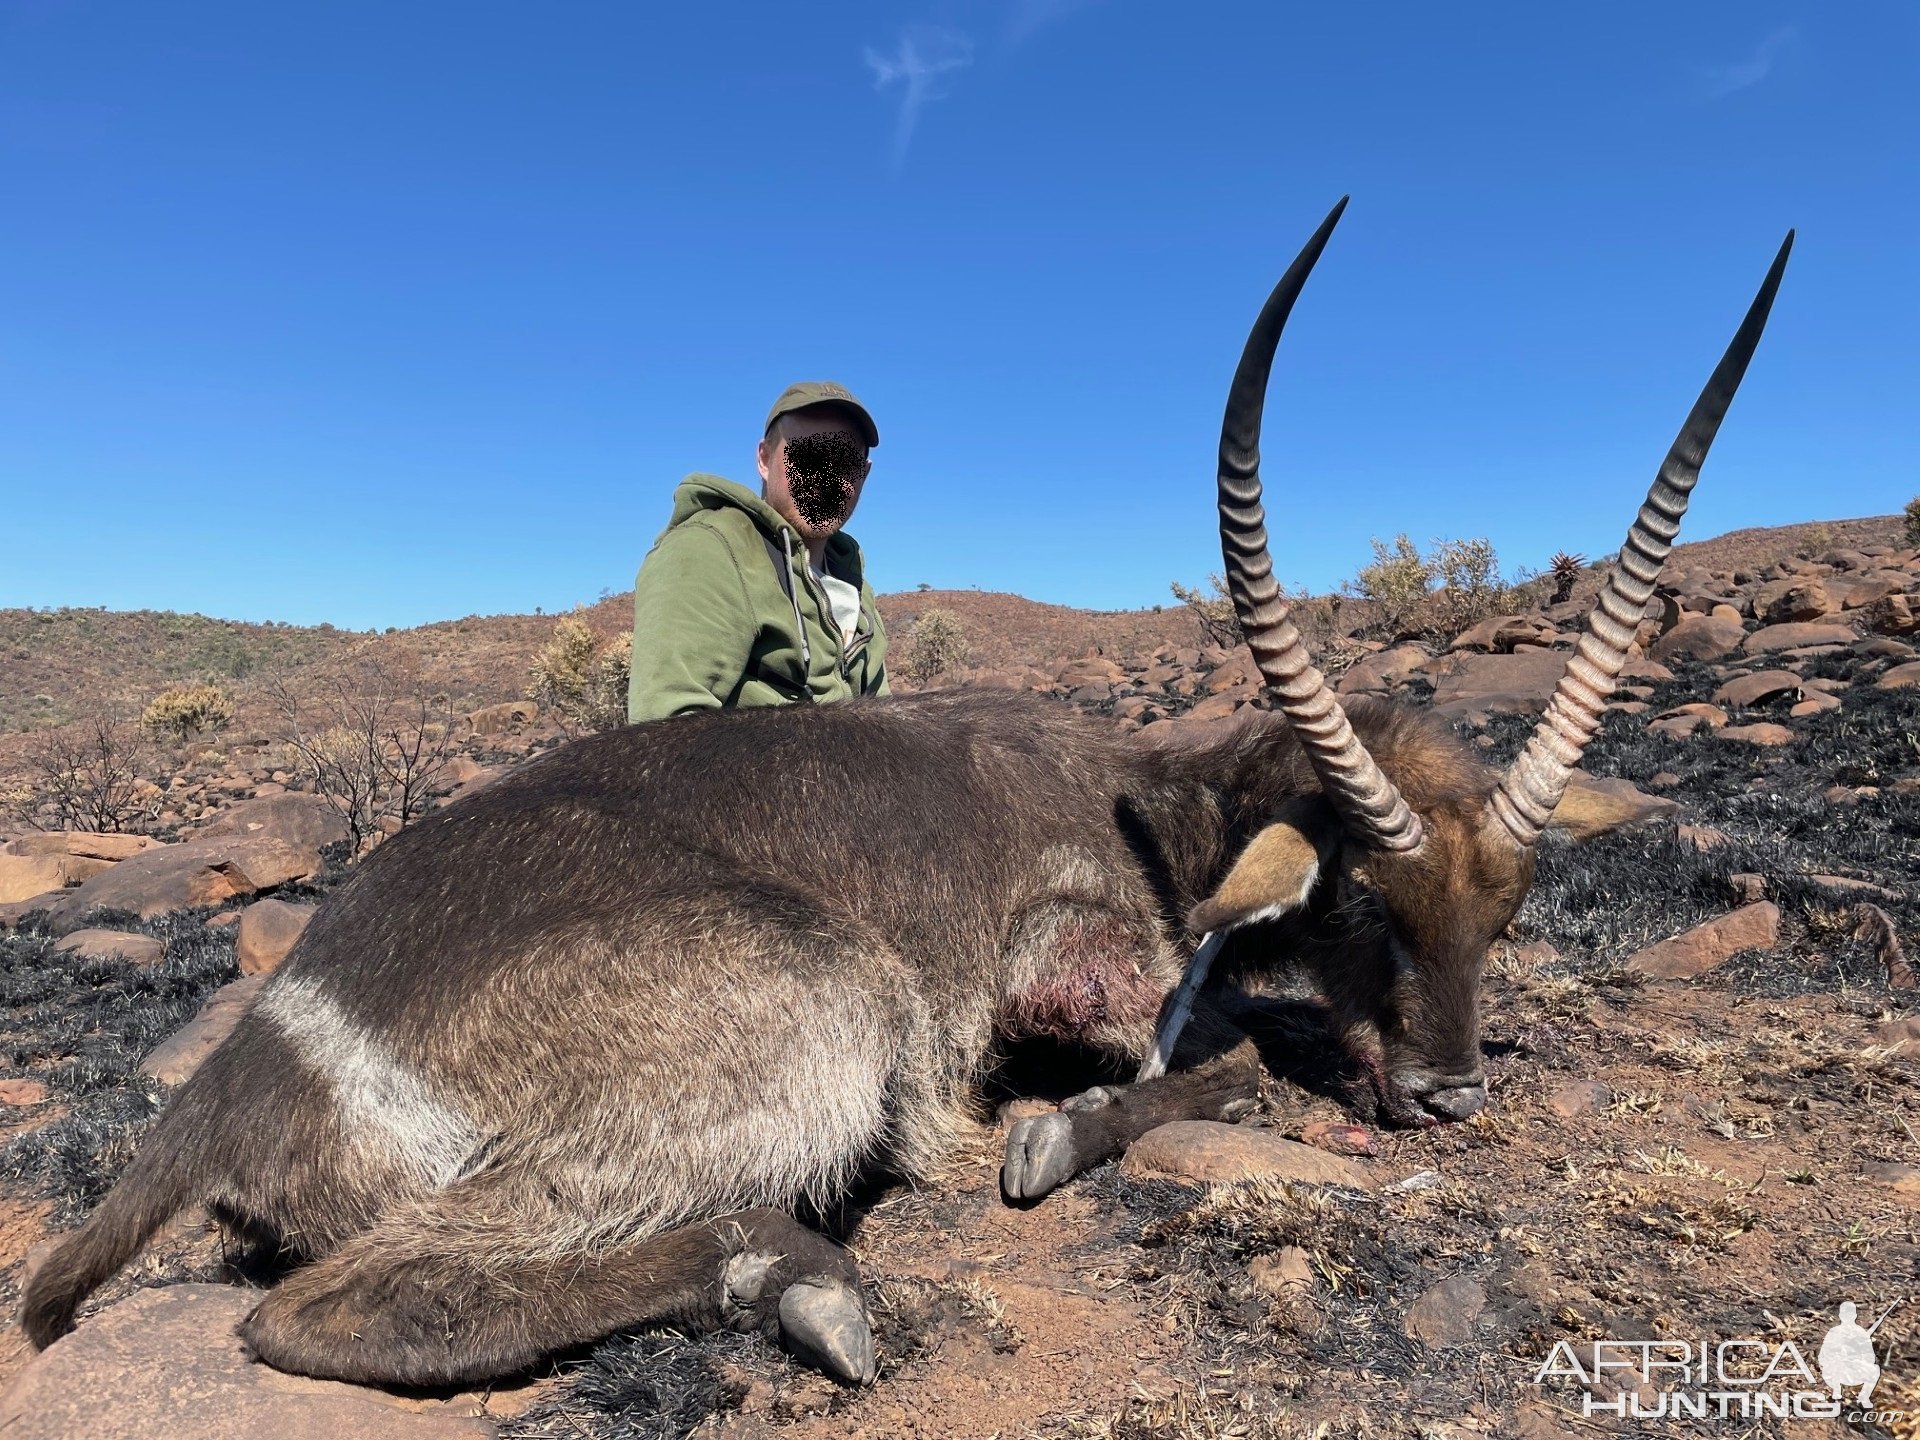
758, 406, 872, 543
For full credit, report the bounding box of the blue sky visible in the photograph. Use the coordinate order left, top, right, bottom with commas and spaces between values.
1, 2, 1914, 629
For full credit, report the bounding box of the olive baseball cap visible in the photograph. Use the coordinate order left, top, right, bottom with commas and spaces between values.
764, 381, 879, 449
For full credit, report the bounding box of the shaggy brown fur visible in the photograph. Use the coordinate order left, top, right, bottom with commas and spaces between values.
21, 688, 1521, 1385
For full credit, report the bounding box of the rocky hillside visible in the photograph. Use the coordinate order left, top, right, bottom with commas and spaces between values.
0, 514, 1915, 1438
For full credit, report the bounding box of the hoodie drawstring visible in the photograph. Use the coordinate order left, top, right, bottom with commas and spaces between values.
781, 530, 813, 679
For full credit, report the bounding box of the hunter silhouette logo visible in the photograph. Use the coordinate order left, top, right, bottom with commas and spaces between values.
1818, 1300, 1897, 1406
1533, 1298, 1908, 1423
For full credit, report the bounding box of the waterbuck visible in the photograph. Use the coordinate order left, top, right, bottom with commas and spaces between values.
21, 201, 1789, 1391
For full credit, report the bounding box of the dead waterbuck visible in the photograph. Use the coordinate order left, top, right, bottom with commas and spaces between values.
20, 201, 1790, 1391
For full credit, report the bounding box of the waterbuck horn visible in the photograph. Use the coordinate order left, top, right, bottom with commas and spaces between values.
1218, 197, 1425, 853
1489, 231, 1794, 850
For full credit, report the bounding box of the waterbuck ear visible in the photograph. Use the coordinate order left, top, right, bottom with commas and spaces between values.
1188, 806, 1339, 936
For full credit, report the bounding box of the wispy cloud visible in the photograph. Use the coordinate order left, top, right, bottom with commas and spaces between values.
864, 27, 974, 166
1698, 25, 1798, 101
1006, 0, 1104, 46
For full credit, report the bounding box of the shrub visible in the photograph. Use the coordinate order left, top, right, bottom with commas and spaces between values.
139, 683, 234, 744
1904, 496, 1920, 547
266, 660, 456, 853
1344, 534, 1516, 641
901, 608, 972, 685
2, 715, 158, 834
528, 615, 631, 734
1348, 534, 1432, 636
1169, 575, 1242, 650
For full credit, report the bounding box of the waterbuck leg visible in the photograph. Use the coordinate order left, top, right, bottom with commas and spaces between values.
241, 1191, 876, 1388
1002, 1030, 1261, 1201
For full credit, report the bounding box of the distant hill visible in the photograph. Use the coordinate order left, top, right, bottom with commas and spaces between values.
0, 514, 1904, 744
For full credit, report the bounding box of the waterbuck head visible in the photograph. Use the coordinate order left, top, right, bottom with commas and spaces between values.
1186, 199, 1791, 1127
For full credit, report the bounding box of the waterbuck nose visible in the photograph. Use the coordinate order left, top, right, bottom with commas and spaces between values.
1421, 1083, 1487, 1122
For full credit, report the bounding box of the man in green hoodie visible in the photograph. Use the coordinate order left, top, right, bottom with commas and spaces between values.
627, 382, 891, 724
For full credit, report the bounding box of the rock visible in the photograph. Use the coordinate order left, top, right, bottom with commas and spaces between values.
139, 976, 266, 1087
0, 854, 75, 905
1877, 1016, 1920, 1058
52, 928, 164, 966
1184, 691, 1249, 724
1866, 593, 1916, 635
1121, 1121, 1376, 1189
1545, 1080, 1610, 1118
1876, 661, 1920, 690
1626, 902, 1780, 979
0, 1078, 50, 1105
1648, 615, 1746, 664
1716, 722, 1794, 747
234, 898, 316, 976
1760, 579, 1838, 624
1427, 652, 1570, 719
1299, 1121, 1376, 1156
1677, 824, 1729, 851
467, 700, 538, 736
1712, 671, 1801, 708
1403, 1275, 1486, 1347
1646, 702, 1727, 739
45, 835, 321, 932
1729, 873, 1767, 903
1448, 615, 1551, 653
1200, 648, 1260, 693
1335, 643, 1429, 695
0, 1283, 498, 1440
192, 793, 350, 853
1066, 682, 1113, 705
1248, 1246, 1315, 1300
4, 832, 165, 862
1863, 1162, 1920, 1195
1743, 622, 1856, 654
1546, 775, 1677, 841
1790, 692, 1843, 718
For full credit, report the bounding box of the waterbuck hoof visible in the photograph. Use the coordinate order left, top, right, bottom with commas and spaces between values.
1002, 1112, 1077, 1201
1060, 1085, 1118, 1114
777, 1277, 877, 1386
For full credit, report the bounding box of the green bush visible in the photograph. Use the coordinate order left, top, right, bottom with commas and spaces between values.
902, 608, 971, 685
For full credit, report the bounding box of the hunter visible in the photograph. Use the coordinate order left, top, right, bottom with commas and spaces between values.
627, 382, 890, 724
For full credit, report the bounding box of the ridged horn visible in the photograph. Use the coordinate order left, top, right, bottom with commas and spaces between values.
1490, 231, 1794, 850
1218, 197, 1424, 853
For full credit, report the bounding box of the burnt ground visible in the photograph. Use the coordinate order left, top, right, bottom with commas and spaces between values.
0, 643, 1916, 1438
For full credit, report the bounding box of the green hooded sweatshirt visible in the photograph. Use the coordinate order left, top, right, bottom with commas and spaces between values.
627, 474, 889, 724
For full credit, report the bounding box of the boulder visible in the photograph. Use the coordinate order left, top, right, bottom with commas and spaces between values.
1448, 615, 1551, 654
1626, 902, 1780, 979
1427, 652, 1570, 719
52, 928, 164, 966
45, 835, 321, 932
1877, 661, 1920, 691
4, 833, 165, 862
0, 1283, 498, 1440
234, 898, 316, 976
139, 976, 267, 1087
1712, 670, 1802, 708
1547, 775, 1677, 841
1743, 622, 1856, 654
1336, 644, 1429, 694
1648, 615, 1745, 664
1760, 579, 1838, 624
1866, 593, 1916, 636
192, 793, 350, 853
0, 854, 73, 906
1121, 1121, 1377, 1189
